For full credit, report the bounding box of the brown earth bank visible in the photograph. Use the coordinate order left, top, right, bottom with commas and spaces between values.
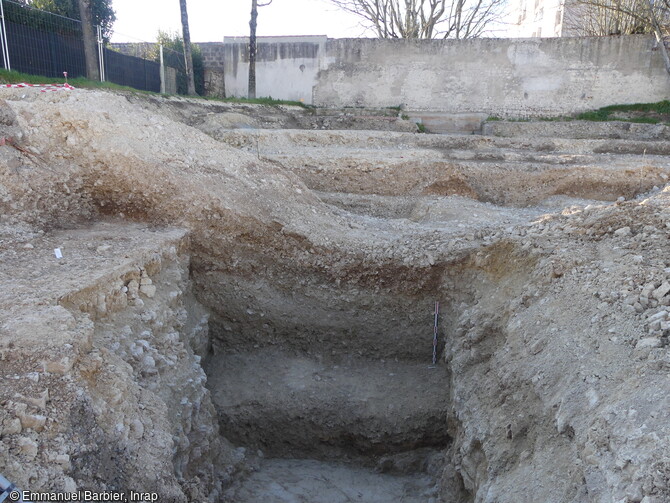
0, 89, 669, 503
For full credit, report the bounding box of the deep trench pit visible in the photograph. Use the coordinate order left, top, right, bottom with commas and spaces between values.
187, 130, 670, 502
194, 236, 537, 502
201, 293, 455, 502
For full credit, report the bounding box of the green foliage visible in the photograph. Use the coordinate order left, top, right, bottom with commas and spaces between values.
484, 101, 670, 125
8, 0, 116, 40
606, 100, 670, 114
207, 95, 311, 108
575, 110, 610, 121
630, 117, 663, 124
0, 68, 70, 84
0, 68, 143, 92
151, 30, 205, 96
576, 100, 670, 123
416, 122, 426, 133
0, 69, 314, 107
3, 0, 80, 36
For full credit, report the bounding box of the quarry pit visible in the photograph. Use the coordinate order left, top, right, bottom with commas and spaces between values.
1, 89, 670, 503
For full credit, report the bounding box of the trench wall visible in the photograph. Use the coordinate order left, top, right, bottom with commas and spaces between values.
208, 35, 669, 116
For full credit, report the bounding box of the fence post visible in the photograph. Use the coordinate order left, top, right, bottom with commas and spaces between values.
159, 43, 165, 94
96, 24, 105, 81
0, 0, 11, 71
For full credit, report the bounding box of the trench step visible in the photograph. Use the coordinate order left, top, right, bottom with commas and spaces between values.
206, 348, 450, 459
482, 119, 670, 141
224, 458, 438, 503
0, 222, 188, 355
216, 128, 670, 156
408, 111, 489, 134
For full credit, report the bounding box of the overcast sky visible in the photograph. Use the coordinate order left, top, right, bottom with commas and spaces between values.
110, 0, 369, 43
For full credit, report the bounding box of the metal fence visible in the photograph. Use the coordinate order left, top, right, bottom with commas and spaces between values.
0, 0, 166, 93
103, 47, 161, 92
111, 41, 198, 96
0, 0, 85, 78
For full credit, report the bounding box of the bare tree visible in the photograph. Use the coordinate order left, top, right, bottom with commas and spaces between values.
249, 0, 272, 99
179, 0, 196, 95
645, 0, 670, 75
563, 0, 670, 74
563, 0, 659, 35
77, 0, 99, 80
327, 0, 506, 39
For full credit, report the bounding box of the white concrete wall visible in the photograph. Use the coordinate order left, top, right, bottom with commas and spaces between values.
216, 35, 670, 117
223, 36, 327, 104
314, 36, 670, 117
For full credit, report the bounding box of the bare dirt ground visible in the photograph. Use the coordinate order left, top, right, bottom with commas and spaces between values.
206, 348, 449, 460
1, 89, 670, 503
226, 458, 438, 503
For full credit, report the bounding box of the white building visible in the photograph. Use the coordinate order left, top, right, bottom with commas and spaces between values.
508, 0, 658, 38
509, 0, 574, 37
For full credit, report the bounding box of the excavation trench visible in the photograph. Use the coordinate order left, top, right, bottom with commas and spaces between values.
192, 236, 535, 502
4, 92, 670, 503
197, 269, 460, 502
183, 128, 670, 502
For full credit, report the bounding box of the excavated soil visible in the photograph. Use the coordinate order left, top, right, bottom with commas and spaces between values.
1, 89, 670, 503
228, 458, 438, 502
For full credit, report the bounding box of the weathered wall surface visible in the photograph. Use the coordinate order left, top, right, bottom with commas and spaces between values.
221, 36, 327, 104
212, 35, 669, 117
315, 36, 669, 116
200, 42, 226, 98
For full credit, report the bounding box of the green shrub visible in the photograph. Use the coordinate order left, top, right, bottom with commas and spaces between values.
151, 31, 205, 96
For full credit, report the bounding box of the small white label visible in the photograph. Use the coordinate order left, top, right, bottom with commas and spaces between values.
54, 248, 63, 259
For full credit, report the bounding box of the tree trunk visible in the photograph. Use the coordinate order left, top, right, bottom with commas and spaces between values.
179, 0, 196, 95
646, 0, 670, 76
248, 0, 258, 99
77, 0, 99, 81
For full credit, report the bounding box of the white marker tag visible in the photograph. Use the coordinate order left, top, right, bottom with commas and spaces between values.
54, 248, 63, 259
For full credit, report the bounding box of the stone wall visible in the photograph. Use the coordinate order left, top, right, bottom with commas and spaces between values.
199, 42, 226, 98
209, 35, 669, 117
